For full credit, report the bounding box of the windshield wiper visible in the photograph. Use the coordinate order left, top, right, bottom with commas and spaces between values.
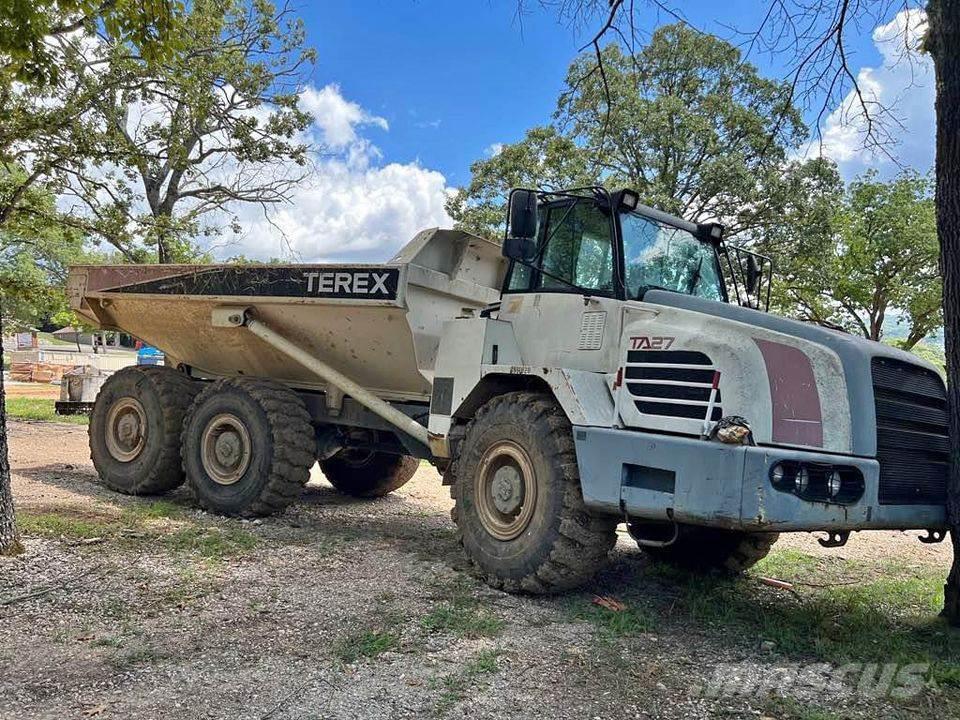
686, 256, 704, 294
635, 283, 678, 299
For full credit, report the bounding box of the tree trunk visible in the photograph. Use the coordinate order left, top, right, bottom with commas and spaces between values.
929, 0, 960, 624
0, 314, 24, 556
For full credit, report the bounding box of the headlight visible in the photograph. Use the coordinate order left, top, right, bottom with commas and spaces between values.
828, 470, 842, 497
771, 463, 786, 485
768, 462, 863, 504
795, 466, 810, 494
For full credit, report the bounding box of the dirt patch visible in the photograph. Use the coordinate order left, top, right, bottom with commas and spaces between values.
2, 420, 957, 720
4, 382, 61, 399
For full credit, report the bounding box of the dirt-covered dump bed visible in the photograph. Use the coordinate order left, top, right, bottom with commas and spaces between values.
66, 229, 506, 402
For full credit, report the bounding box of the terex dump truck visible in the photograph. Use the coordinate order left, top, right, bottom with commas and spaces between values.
67, 187, 949, 593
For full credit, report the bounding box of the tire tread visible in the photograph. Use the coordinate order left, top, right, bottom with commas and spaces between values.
447, 391, 617, 594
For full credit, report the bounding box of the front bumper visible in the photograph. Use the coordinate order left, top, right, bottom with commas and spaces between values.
573, 426, 947, 532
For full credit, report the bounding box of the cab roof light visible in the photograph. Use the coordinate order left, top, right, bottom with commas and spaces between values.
698, 222, 725, 243
618, 189, 640, 211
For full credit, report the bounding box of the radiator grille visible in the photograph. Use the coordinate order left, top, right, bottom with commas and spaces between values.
626, 350, 722, 422
871, 357, 949, 505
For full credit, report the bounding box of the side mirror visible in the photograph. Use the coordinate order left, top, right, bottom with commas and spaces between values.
508, 189, 538, 237
503, 189, 539, 262
745, 255, 761, 297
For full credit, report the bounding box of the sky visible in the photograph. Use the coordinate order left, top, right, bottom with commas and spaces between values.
220, 1, 934, 262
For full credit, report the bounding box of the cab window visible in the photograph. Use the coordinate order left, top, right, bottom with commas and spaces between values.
507, 200, 614, 294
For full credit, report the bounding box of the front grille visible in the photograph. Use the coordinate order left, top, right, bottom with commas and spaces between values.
625, 350, 722, 422
871, 357, 949, 505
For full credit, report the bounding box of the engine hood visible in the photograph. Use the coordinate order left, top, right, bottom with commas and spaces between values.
638, 290, 942, 457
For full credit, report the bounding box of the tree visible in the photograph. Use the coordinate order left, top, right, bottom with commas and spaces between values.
0, 0, 182, 556
448, 25, 806, 239
0, 320, 19, 556
0, 0, 180, 85
768, 169, 940, 349
926, 0, 960, 623
0, 169, 91, 327
44, 0, 316, 262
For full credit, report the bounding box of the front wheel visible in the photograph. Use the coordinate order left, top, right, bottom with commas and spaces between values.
635, 524, 779, 574
449, 392, 617, 594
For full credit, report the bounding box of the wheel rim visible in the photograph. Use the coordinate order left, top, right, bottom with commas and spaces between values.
335, 430, 377, 467
105, 397, 148, 463
200, 413, 252, 485
474, 440, 538, 541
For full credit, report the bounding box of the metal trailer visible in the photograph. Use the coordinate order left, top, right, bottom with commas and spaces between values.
66, 189, 950, 593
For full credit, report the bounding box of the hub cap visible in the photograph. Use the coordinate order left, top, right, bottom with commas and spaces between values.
201, 414, 252, 485
105, 398, 148, 463
475, 440, 537, 541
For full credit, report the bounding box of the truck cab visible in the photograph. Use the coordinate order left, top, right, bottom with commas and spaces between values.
430, 186, 948, 581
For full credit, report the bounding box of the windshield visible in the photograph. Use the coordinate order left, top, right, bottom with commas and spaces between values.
620, 212, 725, 301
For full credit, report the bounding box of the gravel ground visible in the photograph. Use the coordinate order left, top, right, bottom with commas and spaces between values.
1, 419, 956, 720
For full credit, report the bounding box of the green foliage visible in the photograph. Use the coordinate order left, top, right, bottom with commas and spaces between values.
0, 0, 313, 264
900, 341, 947, 375
0, 168, 94, 326
4, 398, 89, 425
0, 0, 184, 85
764, 169, 939, 347
448, 24, 806, 238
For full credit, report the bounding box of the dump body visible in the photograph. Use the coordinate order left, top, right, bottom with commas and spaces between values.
67, 229, 507, 403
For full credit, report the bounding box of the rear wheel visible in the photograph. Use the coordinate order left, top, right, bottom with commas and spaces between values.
449, 392, 617, 594
636, 524, 779, 574
90, 366, 199, 495
320, 448, 418, 498
181, 378, 315, 516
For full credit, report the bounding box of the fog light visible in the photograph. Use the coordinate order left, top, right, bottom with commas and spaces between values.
795, 466, 809, 494
828, 470, 842, 497
771, 463, 785, 485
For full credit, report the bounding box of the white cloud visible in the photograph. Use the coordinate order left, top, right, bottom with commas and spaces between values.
485, 142, 505, 157
803, 9, 933, 178
223, 84, 453, 262
230, 160, 452, 262
299, 84, 388, 149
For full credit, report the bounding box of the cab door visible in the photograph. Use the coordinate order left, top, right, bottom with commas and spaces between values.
497, 198, 622, 373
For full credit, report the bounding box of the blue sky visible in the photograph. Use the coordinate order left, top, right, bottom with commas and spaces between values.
227, 2, 934, 261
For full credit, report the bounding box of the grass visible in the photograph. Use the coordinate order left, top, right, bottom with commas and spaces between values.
17, 502, 259, 561
433, 649, 501, 715
37, 332, 77, 347
420, 599, 504, 639
571, 600, 657, 639
5, 397, 88, 424
334, 629, 401, 664
629, 549, 960, 691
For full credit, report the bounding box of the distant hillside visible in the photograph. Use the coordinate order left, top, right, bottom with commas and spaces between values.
881, 315, 944, 349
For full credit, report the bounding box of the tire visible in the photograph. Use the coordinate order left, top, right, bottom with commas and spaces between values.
90, 365, 199, 495
637, 524, 779, 574
180, 378, 316, 516
449, 391, 617, 594
320, 451, 419, 498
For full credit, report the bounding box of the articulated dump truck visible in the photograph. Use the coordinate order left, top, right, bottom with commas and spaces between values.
67, 187, 950, 593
